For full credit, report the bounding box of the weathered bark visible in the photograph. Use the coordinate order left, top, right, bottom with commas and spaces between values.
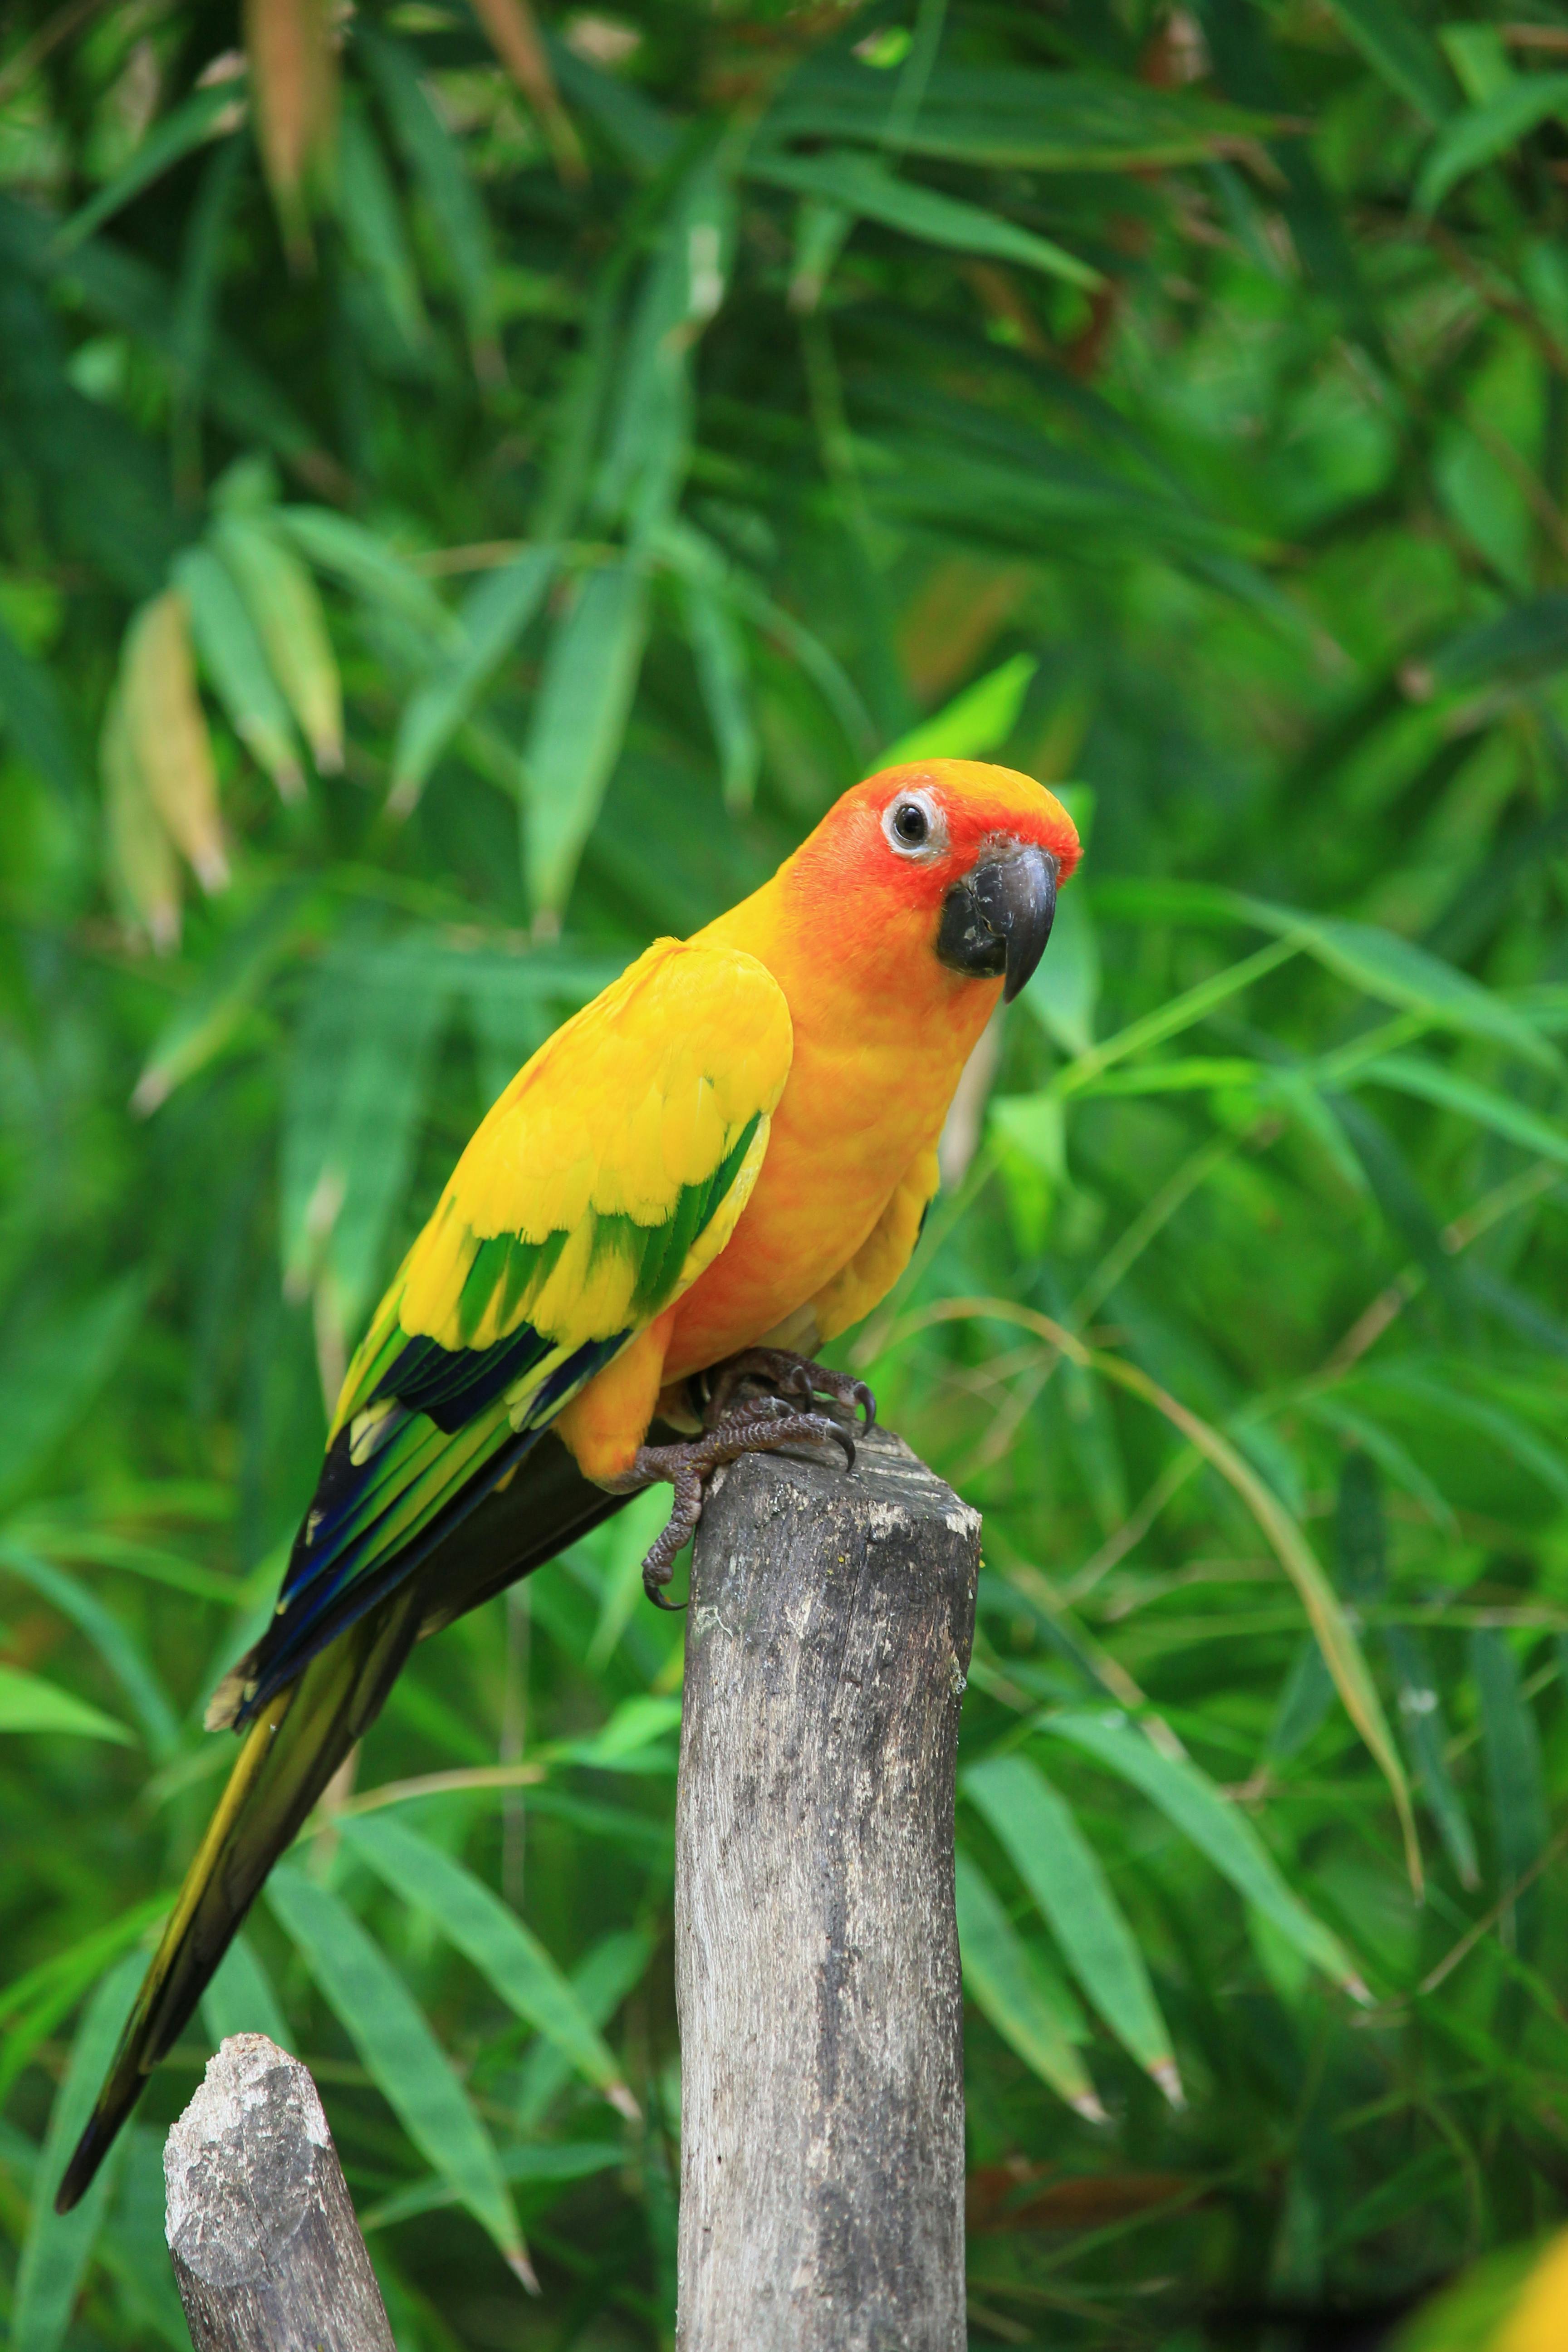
164, 2033, 395, 2352
675, 1424, 980, 2352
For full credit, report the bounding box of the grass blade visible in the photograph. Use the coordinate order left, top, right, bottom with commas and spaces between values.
1384, 1627, 1479, 1891
965, 1752, 1182, 2102
173, 544, 304, 802
54, 86, 241, 253
201, 1931, 292, 2050
0, 609, 86, 802
0, 1544, 179, 1758
340, 1813, 638, 2117
1416, 75, 1568, 213
0, 1277, 145, 1509
520, 562, 648, 912
954, 1847, 1105, 2118
267, 1864, 532, 2281
390, 547, 557, 816
12, 1952, 146, 2352
676, 575, 758, 813
750, 149, 1100, 289
1040, 1710, 1364, 1994
1470, 1630, 1549, 1908
0, 1663, 132, 1743
211, 513, 343, 772
881, 652, 1037, 765
513, 1929, 652, 2129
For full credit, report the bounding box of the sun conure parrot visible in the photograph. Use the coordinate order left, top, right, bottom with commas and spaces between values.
58, 756, 1080, 2210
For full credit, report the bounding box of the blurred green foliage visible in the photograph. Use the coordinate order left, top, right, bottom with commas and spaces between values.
3, 0, 1568, 2345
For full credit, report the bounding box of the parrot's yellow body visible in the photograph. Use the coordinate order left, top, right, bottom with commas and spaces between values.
59, 757, 1079, 2209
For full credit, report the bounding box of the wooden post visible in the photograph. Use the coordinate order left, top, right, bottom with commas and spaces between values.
164, 2032, 395, 2352
675, 1424, 980, 2352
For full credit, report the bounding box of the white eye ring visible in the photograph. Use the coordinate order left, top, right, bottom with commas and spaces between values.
882, 789, 947, 858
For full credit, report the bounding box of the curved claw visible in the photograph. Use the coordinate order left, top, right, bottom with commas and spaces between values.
644, 1578, 687, 1612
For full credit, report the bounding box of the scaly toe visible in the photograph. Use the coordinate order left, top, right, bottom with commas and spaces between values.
631, 1406, 857, 1608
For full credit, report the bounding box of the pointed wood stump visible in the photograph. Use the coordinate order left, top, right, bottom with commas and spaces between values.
164, 2034, 394, 2352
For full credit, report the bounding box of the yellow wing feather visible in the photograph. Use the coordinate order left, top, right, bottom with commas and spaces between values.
333, 938, 791, 1438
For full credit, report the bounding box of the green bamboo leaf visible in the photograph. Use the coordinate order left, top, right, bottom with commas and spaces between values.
0, 1275, 146, 1508
1470, 1630, 1549, 1899
1367, 1367, 1568, 1507
173, 544, 304, 802
514, 1929, 652, 2130
595, 157, 734, 533
12, 1952, 146, 2352
280, 942, 452, 1330
272, 508, 454, 637
1383, 1626, 1479, 1891
200, 1931, 291, 2051
1299, 1399, 1458, 1538
964, 1752, 1182, 2101
1428, 593, 1568, 691
881, 652, 1038, 765
210, 513, 343, 773
587, 1488, 677, 1669
1364, 1054, 1568, 1169
1416, 76, 1568, 213
363, 2139, 624, 2231
1328, 2144, 1462, 2255
765, 61, 1276, 172
953, 1848, 1104, 2118
54, 88, 243, 252
339, 1813, 638, 2117
1020, 871, 1100, 1061
390, 547, 557, 816
0, 1897, 170, 2106
0, 610, 86, 802
336, 91, 429, 350
1092, 878, 1559, 1073
1268, 1639, 1337, 1762
676, 576, 758, 813
358, 28, 495, 358
266, 1865, 531, 2280
130, 882, 305, 1114
1322, 0, 1455, 126
1039, 1711, 1364, 1994
521, 562, 649, 912
96, 2125, 189, 2349
0, 1544, 178, 1758
0, 1663, 132, 1743
749, 149, 1100, 289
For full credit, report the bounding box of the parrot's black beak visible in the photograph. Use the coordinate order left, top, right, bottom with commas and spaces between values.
936, 843, 1058, 1001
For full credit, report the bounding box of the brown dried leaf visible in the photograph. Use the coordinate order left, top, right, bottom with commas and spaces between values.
469, 0, 586, 183
244, 0, 339, 266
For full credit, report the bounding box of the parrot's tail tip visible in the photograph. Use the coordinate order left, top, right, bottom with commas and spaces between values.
54, 2112, 109, 2214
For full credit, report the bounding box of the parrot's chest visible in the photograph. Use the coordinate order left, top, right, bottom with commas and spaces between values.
662, 1013, 971, 1380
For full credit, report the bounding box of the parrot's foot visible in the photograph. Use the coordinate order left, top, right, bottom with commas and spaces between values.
699, 1347, 877, 1434
629, 1406, 857, 1608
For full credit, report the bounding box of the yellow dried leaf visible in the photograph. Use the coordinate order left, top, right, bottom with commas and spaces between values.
121, 592, 230, 896
101, 687, 181, 953
244, 0, 338, 265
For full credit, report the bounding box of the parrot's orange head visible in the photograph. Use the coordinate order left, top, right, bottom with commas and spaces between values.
792, 758, 1082, 1004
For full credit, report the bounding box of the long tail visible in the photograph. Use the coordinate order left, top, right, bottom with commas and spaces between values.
55, 1586, 423, 2211
55, 1428, 638, 2214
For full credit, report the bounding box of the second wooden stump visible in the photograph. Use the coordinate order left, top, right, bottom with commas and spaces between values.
675, 1424, 980, 2352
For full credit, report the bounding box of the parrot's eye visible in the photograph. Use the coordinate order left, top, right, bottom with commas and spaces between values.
882, 789, 946, 858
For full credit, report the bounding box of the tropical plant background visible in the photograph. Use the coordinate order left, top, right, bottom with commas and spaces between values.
3, 0, 1568, 2344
